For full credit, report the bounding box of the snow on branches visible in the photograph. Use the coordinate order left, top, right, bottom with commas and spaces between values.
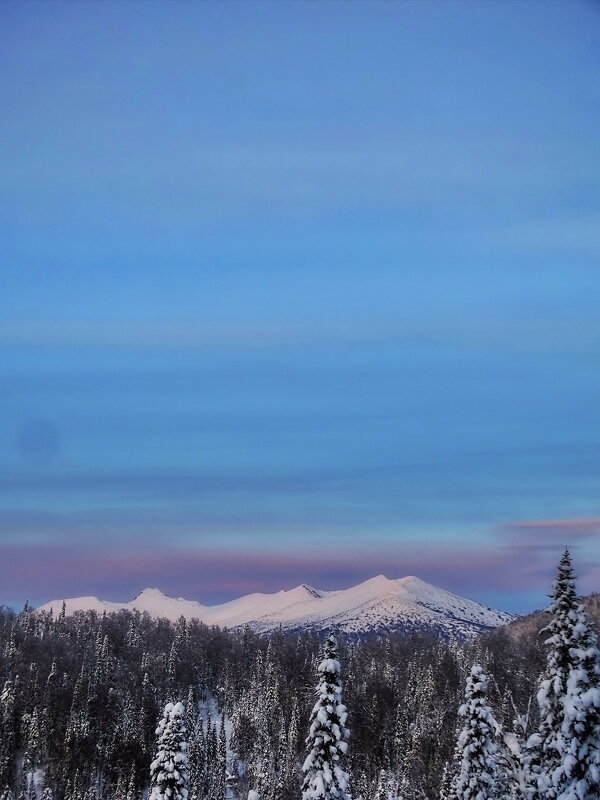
150, 702, 189, 800
454, 665, 498, 800
302, 635, 351, 800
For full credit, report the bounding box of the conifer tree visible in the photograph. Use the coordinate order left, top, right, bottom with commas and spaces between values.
139, 672, 156, 758
43, 660, 58, 756
528, 550, 580, 799
375, 770, 389, 800
126, 764, 137, 800
439, 762, 456, 800
0, 680, 16, 790
23, 707, 41, 777
186, 688, 196, 726
454, 665, 498, 800
218, 713, 227, 785
249, 736, 272, 800
554, 582, 600, 800
282, 700, 301, 800
114, 771, 128, 800
149, 702, 189, 800
302, 634, 350, 800
188, 716, 206, 800
288, 700, 300, 763
167, 644, 178, 702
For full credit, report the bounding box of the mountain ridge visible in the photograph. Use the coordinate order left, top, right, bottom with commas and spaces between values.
36, 574, 514, 639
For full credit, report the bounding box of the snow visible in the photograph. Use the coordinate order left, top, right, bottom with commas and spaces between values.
454, 665, 498, 800
36, 574, 513, 638
302, 636, 350, 800
150, 702, 189, 800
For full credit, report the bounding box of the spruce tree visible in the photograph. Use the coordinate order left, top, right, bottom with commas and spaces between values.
301, 634, 350, 800
206, 715, 222, 800
218, 713, 227, 786
23, 707, 41, 779
528, 550, 579, 799
167, 643, 178, 703
126, 764, 137, 800
439, 762, 456, 800
149, 702, 189, 800
0, 680, 16, 790
554, 585, 600, 800
454, 665, 498, 800
283, 700, 301, 800
188, 716, 206, 800
375, 770, 389, 800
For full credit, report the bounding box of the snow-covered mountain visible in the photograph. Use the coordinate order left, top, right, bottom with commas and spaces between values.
36, 575, 513, 638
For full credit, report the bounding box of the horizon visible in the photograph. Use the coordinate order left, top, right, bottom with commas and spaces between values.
2, 0, 600, 615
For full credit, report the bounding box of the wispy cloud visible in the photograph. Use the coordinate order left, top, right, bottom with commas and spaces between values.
501, 518, 600, 540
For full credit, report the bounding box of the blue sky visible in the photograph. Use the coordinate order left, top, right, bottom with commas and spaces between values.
1, 0, 600, 613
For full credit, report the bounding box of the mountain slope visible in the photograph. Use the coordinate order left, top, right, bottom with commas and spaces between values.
36, 575, 514, 638
497, 592, 600, 643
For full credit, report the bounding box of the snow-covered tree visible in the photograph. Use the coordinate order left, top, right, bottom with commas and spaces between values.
554, 581, 600, 800
375, 769, 390, 800
439, 761, 456, 800
126, 763, 138, 800
454, 665, 498, 800
150, 702, 189, 800
495, 721, 534, 800
0, 680, 16, 790
302, 634, 350, 800
207, 712, 225, 800
528, 550, 580, 799
188, 715, 206, 800
23, 706, 41, 781
166, 643, 178, 702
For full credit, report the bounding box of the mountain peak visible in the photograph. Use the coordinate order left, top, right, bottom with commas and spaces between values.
134, 587, 167, 600
298, 583, 324, 598
369, 573, 392, 582
397, 575, 431, 589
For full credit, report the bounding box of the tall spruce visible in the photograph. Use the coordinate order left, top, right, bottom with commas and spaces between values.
188, 716, 206, 800
454, 665, 498, 800
528, 550, 579, 799
554, 578, 600, 800
149, 702, 189, 800
301, 634, 350, 800
0, 681, 16, 790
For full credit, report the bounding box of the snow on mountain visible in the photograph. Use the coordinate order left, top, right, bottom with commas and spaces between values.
38, 588, 208, 622
36, 575, 514, 638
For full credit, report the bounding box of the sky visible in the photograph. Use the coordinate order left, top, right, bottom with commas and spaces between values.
1, 0, 600, 614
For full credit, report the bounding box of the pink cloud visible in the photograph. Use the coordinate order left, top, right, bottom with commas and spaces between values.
501, 518, 600, 539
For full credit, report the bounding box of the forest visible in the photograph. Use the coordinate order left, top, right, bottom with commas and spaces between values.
0, 551, 597, 800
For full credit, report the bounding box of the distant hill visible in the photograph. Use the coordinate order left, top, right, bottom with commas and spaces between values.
499, 593, 600, 642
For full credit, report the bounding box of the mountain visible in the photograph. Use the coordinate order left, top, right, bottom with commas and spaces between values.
36, 574, 514, 639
